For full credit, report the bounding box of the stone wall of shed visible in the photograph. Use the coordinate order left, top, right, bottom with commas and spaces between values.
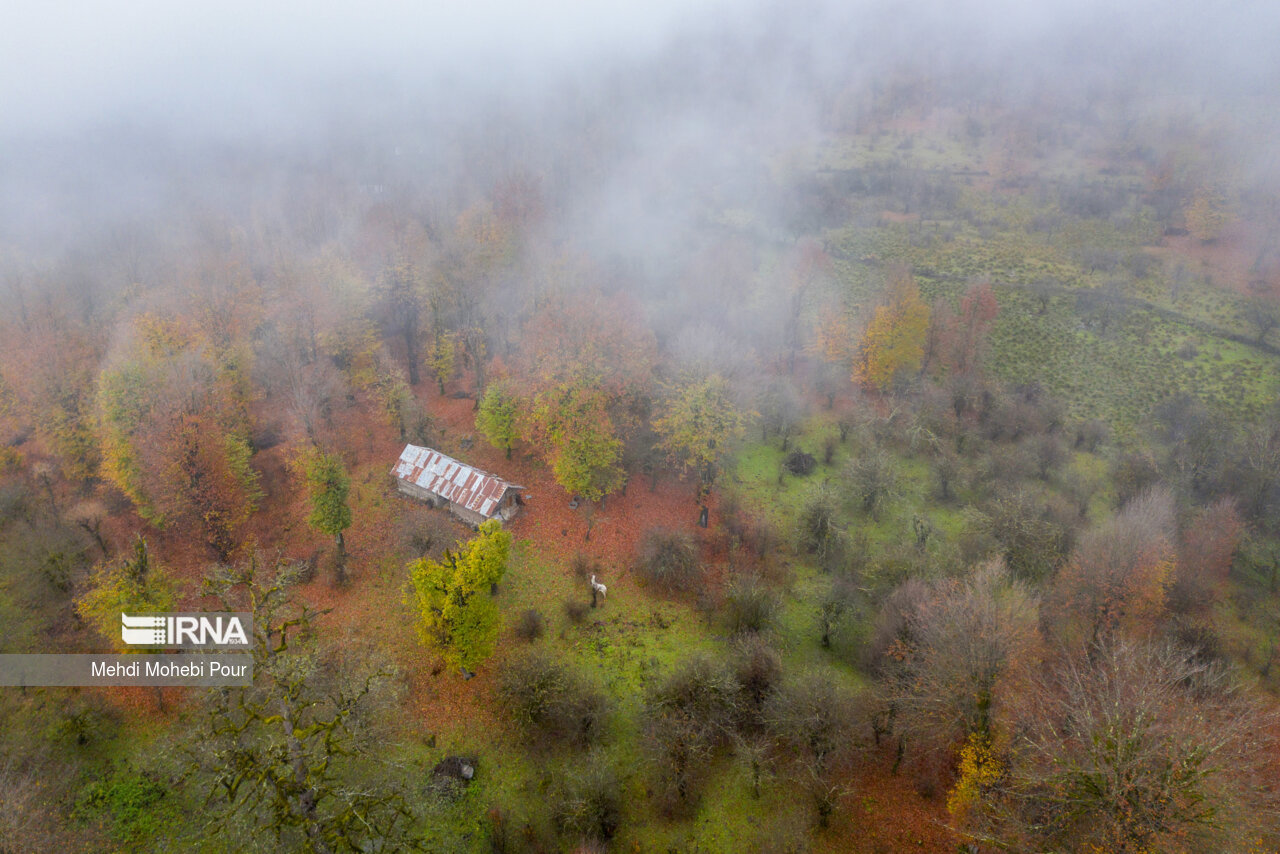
396, 480, 439, 506
449, 503, 488, 528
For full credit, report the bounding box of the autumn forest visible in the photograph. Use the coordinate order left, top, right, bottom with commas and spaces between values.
2, 1, 1280, 852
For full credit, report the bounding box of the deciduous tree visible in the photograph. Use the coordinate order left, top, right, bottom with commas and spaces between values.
76, 535, 175, 652
303, 451, 353, 584
854, 267, 930, 391
406, 519, 511, 670
973, 639, 1280, 853
653, 374, 747, 496
525, 381, 625, 505
1185, 184, 1231, 243
1049, 487, 1175, 646
191, 555, 417, 853
878, 562, 1038, 766
476, 379, 520, 458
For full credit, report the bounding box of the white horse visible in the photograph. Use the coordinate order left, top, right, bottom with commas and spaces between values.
590, 574, 607, 601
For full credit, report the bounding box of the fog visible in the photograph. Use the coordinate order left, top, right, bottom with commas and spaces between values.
2, 0, 1277, 264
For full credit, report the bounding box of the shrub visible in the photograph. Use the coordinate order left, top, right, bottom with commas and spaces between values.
722, 574, 779, 636
765, 672, 865, 828
844, 449, 898, 520
73, 762, 169, 843
514, 609, 545, 642
796, 486, 846, 572
564, 600, 588, 624
498, 652, 609, 748
643, 655, 740, 815
819, 575, 870, 660
570, 552, 600, 581
635, 528, 702, 592
551, 755, 622, 844
784, 450, 816, 476
731, 635, 782, 732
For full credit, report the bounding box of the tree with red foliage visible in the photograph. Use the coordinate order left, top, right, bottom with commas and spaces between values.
1170, 497, 1243, 613
924, 279, 999, 378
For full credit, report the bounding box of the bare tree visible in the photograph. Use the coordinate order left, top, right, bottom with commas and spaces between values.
879, 562, 1039, 767
974, 639, 1280, 853
765, 671, 864, 827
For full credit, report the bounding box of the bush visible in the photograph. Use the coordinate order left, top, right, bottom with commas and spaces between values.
570, 552, 600, 581
722, 574, 779, 636
643, 655, 740, 815
635, 528, 702, 592
514, 609, 545, 642
784, 450, 816, 476
819, 576, 869, 659
731, 635, 782, 732
73, 762, 169, 843
551, 755, 621, 844
844, 449, 898, 520
796, 486, 845, 572
764, 672, 864, 827
498, 653, 609, 748
564, 600, 588, 624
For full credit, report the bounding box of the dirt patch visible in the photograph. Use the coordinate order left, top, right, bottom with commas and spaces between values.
1154, 219, 1266, 295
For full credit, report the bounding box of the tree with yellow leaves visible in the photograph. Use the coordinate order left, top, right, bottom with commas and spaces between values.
854, 267, 930, 391
1184, 184, 1232, 243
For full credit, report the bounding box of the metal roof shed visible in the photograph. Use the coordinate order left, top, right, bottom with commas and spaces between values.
391, 444, 523, 527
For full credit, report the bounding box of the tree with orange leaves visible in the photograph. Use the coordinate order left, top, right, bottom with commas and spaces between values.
1049, 487, 1176, 647
96, 316, 260, 561
854, 267, 930, 391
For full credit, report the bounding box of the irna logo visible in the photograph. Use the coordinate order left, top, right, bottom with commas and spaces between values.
121, 613, 252, 649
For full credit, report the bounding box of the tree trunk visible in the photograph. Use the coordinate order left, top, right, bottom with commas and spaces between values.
403, 311, 420, 387
78, 520, 109, 558
334, 531, 347, 585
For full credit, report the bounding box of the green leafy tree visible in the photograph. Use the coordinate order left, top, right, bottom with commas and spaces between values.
76, 535, 175, 652
407, 519, 511, 670
427, 332, 457, 394
526, 382, 625, 504
476, 380, 519, 458
304, 451, 353, 584
653, 374, 748, 494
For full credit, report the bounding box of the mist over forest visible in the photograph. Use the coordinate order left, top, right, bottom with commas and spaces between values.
2, 1, 1280, 852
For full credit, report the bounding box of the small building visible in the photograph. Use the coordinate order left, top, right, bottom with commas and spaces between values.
391, 444, 523, 528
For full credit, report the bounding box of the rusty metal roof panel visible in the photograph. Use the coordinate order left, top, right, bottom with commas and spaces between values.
392, 444, 522, 518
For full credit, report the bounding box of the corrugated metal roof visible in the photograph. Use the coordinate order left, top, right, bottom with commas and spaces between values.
391, 444, 521, 519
